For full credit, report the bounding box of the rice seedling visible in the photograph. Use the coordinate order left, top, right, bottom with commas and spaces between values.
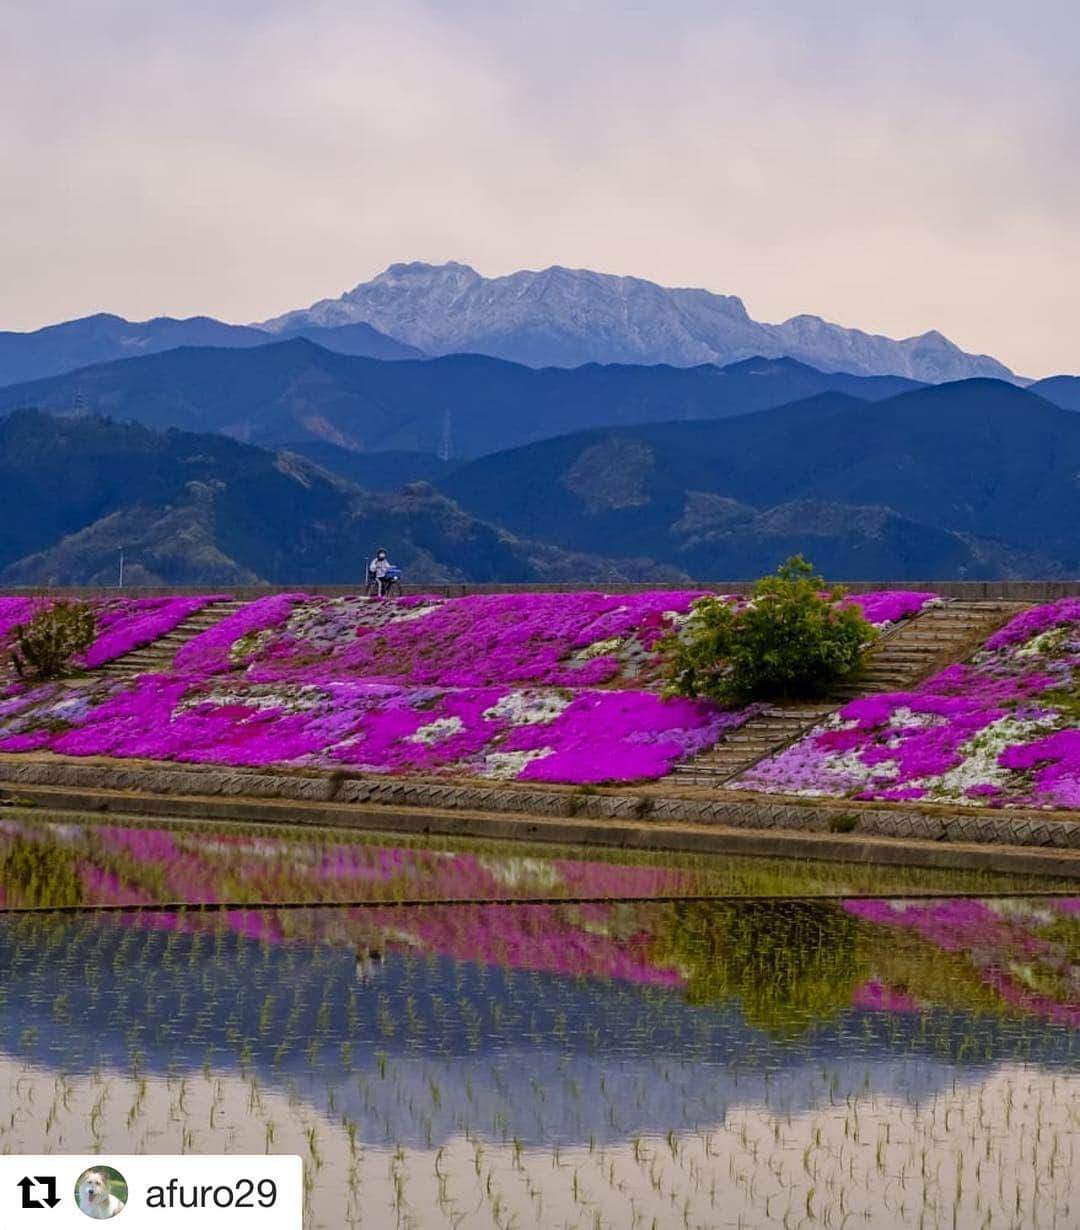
0, 819, 1077, 1226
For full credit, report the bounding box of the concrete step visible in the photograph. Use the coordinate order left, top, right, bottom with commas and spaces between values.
669, 702, 833, 783
94, 600, 250, 676
882, 632, 985, 642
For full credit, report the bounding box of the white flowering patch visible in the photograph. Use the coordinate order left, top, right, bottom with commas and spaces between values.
886, 706, 947, 730
177, 684, 325, 714
286, 596, 439, 646
478, 857, 563, 890
407, 716, 465, 745
375, 602, 440, 626
478, 748, 554, 779
229, 628, 275, 663
917, 714, 1059, 801
43, 823, 83, 844
1014, 628, 1066, 659
662, 609, 695, 629
670, 607, 710, 643
197, 836, 319, 864
483, 691, 571, 725
577, 637, 623, 660
49, 695, 93, 720
986, 898, 1057, 925
816, 746, 891, 788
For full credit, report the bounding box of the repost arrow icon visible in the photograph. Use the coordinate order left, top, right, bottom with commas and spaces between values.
17, 1175, 59, 1209
36, 1177, 60, 1208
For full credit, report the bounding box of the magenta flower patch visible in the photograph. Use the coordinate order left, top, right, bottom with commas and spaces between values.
0, 590, 765, 784
841, 591, 940, 629
79, 596, 229, 668
735, 600, 1080, 809
1, 595, 228, 674
0, 588, 955, 786
0, 598, 37, 641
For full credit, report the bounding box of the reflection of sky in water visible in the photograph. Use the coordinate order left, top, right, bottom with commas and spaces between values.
0, 912, 1076, 1149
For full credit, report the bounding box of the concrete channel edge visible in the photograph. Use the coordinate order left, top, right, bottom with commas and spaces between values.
3, 756, 1080, 878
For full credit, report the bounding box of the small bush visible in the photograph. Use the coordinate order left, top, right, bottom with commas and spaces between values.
665, 556, 875, 703
827, 812, 859, 834
10, 601, 97, 680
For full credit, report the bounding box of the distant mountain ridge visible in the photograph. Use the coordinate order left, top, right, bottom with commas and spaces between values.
439, 380, 1080, 580
0, 345, 922, 459
1029, 375, 1080, 412
0, 312, 422, 387
261, 261, 1017, 383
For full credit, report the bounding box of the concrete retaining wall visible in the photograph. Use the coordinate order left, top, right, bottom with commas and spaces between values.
4, 580, 1080, 600
3, 757, 1080, 863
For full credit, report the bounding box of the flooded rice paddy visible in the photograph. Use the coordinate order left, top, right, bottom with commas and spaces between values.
0, 810, 1078, 1228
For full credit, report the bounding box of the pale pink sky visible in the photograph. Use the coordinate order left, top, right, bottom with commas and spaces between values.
2, 0, 1077, 375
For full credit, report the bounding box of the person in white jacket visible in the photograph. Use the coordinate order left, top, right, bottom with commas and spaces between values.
367, 548, 395, 596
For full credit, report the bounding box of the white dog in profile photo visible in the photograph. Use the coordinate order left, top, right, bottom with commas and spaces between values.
76, 1168, 126, 1219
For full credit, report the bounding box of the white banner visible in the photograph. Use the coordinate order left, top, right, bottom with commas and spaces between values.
0, 1156, 302, 1229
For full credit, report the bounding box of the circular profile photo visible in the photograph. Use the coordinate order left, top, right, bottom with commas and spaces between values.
74, 1166, 128, 1219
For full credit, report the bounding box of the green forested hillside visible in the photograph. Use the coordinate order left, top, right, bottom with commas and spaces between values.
441, 381, 1077, 579
0, 412, 681, 585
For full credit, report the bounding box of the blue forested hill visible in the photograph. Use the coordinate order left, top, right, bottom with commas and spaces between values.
0, 411, 678, 585
1030, 375, 1080, 412
440, 380, 1080, 579
0, 342, 920, 458
4, 357, 1076, 581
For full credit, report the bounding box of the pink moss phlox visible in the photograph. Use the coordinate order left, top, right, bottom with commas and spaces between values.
99, 826, 179, 861
738, 598, 1080, 807
735, 734, 866, 796
80, 596, 228, 668
0, 589, 758, 783
985, 598, 1080, 651
245, 591, 712, 690
0, 598, 37, 640
0, 731, 52, 752
360, 902, 685, 987
173, 594, 310, 676
842, 591, 939, 627
80, 865, 156, 907
513, 692, 753, 784
981, 968, 1080, 1029
999, 730, 1080, 808
2, 596, 229, 671
843, 897, 1015, 952
50, 824, 710, 913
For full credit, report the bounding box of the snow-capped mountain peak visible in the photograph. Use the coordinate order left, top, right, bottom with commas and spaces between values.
260, 263, 1014, 382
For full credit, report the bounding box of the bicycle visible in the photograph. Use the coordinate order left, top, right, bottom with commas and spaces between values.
366, 566, 403, 598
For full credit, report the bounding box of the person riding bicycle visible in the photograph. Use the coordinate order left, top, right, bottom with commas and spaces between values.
367, 548, 396, 597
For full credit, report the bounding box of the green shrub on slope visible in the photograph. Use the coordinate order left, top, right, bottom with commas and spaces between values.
665, 555, 874, 703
